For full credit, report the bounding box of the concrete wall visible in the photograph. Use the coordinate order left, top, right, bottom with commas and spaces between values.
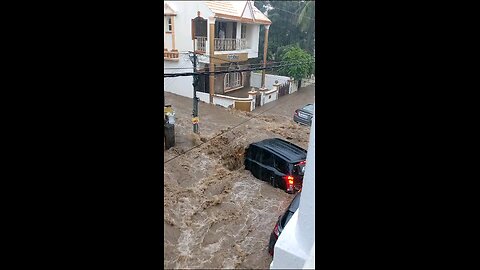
289, 79, 298, 94
271, 104, 315, 269
197, 91, 210, 103
262, 88, 278, 105
250, 72, 290, 89
213, 94, 253, 111
164, 53, 194, 98
213, 95, 235, 108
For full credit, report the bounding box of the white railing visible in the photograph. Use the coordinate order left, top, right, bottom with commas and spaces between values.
195, 36, 207, 52
214, 38, 247, 51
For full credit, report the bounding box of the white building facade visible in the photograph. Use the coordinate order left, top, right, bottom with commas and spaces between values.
164, 1, 271, 103
270, 104, 315, 269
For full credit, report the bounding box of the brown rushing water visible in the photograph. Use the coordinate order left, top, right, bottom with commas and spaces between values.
164, 85, 314, 269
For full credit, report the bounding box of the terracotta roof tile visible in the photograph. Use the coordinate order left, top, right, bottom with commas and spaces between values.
204, 1, 271, 24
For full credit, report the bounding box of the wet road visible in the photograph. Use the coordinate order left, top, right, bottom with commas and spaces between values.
164, 84, 315, 269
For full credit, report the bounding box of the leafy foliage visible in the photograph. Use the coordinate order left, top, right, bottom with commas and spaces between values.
278, 45, 314, 81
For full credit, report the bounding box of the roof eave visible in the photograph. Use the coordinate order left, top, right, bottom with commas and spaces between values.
214, 14, 271, 25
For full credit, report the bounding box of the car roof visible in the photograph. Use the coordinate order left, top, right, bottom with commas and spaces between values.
252, 138, 307, 163
288, 192, 301, 212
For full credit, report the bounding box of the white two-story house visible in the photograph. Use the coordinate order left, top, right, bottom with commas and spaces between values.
164, 1, 271, 104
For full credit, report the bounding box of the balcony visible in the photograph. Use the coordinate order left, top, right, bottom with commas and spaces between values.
214, 38, 247, 51
164, 49, 179, 61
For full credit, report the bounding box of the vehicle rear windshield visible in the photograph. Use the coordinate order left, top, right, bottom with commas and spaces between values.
293, 162, 305, 176
303, 104, 314, 113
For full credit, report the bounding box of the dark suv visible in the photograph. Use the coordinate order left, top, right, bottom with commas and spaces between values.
244, 138, 307, 193
268, 191, 301, 256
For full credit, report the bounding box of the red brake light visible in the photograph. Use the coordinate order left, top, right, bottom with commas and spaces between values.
273, 223, 279, 237
284, 175, 294, 190
294, 110, 298, 116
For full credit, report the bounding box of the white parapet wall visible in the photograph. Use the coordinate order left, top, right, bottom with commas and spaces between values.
213, 94, 235, 108
271, 104, 315, 269
262, 88, 278, 105
289, 79, 298, 94
197, 92, 210, 103
213, 94, 253, 111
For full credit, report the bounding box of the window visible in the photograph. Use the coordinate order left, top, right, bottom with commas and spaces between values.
224, 63, 242, 90
166, 16, 172, 32
261, 151, 274, 165
274, 156, 288, 174
254, 148, 263, 162
225, 72, 241, 89
241, 24, 247, 39
293, 162, 306, 176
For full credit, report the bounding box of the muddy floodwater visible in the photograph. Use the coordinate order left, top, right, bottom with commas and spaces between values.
164, 86, 315, 269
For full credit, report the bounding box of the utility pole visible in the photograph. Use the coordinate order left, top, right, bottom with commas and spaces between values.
190, 49, 200, 134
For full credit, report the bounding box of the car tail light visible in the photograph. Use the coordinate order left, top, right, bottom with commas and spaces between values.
284, 175, 294, 192
273, 223, 279, 238
294, 110, 298, 116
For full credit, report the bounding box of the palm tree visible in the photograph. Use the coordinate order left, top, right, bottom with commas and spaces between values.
297, 1, 315, 54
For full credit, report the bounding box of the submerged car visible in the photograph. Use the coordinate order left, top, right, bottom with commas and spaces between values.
268, 191, 301, 256
293, 104, 314, 126
244, 138, 307, 193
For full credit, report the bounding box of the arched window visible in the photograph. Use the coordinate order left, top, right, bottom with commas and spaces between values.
224, 63, 243, 91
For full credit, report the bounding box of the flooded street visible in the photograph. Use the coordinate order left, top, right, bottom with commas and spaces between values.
164, 85, 315, 269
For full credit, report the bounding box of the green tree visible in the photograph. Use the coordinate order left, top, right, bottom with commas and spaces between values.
278, 45, 314, 85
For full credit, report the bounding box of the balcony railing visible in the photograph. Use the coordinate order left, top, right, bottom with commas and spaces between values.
164, 49, 179, 60
214, 38, 247, 51
195, 36, 207, 53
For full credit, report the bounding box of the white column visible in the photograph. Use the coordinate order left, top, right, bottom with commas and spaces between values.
236, 22, 242, 40
248, 89, 257, 111
295, 103, 315, 251
271, 104, 315, 269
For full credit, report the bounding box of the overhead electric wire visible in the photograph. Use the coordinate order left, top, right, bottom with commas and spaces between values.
164, 59, 315, 78
165, 52, 314, 74
163, 60, 284, 71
